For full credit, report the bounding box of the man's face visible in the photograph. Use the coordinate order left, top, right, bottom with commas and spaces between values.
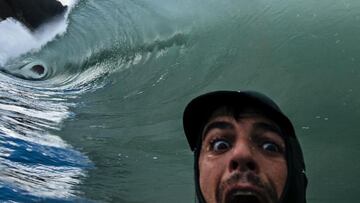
198, 113, 287, 203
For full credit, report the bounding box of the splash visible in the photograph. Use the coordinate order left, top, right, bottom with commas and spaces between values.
0, 0, 77, 67
0, 69, 92, 201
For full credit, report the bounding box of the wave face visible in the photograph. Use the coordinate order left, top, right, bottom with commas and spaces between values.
0, 73, 95, 202
0, 0, 95, 202
1, 0, 360, 202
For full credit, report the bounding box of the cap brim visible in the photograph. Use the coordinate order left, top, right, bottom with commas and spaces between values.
183, 90, 295, 151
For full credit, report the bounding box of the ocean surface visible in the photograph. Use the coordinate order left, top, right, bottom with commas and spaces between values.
1, 0, 360, 202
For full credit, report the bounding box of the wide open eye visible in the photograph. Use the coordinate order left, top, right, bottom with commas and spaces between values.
261, 142, 281, 153
211, 139, 231, 152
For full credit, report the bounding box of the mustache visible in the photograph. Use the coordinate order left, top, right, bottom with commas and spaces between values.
216, 172, 278, 203
220, 171, 265, 192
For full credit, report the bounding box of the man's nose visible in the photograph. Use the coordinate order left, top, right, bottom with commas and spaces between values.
228, 139, 259, 173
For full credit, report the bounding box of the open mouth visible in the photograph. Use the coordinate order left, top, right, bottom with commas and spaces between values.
226, 190, 263, 203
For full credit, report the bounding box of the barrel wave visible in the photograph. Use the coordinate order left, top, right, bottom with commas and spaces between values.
1, 0, 360, 202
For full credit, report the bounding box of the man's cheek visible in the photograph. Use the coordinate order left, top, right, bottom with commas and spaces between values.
199, 162, 217, 203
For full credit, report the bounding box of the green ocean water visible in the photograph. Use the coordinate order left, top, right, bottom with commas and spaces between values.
61, 0, 360, 202
1, 0, 360, 202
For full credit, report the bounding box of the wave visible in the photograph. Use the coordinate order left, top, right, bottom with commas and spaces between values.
0, 0, 190, 201
0, 70, 93, 201
0, 0, 77, 74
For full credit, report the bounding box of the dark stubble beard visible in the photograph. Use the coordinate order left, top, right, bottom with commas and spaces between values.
215, 171, 279, 203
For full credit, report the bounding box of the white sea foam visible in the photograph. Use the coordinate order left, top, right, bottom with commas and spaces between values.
0, 156, 85, 198
0, 2, 89, 200
0, 0, 77, 67
58, 0, 77, 7
0, 19, 38, 67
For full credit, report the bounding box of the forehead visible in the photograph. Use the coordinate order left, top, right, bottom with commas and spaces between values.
202, 106, 283, 136
207, 114, 274, 125
207, 105, 277, 124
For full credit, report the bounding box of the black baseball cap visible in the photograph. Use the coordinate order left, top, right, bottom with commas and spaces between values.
183, 90, 296, 151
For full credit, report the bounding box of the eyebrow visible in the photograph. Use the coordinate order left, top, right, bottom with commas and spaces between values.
252, 122, 283, 136
202, 121, 234, 139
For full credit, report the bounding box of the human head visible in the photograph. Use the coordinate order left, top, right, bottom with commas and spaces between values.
183, 91, 307, 203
